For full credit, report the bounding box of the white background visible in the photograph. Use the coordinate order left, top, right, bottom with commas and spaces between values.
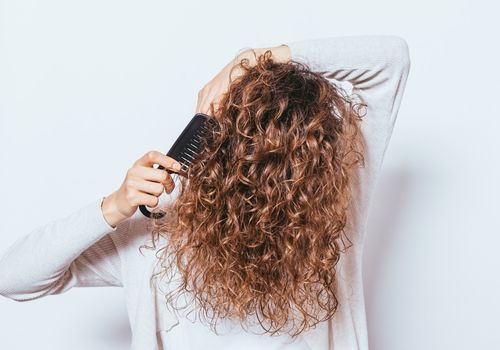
0, 1, 499, 349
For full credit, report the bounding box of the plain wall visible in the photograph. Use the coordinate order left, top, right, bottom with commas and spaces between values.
0, 0, 498, 349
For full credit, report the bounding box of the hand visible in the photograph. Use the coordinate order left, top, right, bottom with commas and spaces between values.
195, 45, 291, 116
101, 151, 182, 228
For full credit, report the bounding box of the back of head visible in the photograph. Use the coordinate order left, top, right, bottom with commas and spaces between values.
147, 50, 366, 337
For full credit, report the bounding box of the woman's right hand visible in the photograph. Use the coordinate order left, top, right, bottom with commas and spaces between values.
101, 150, 182, 228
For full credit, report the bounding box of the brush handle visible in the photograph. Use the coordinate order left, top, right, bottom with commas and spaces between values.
138, 164, 171, 219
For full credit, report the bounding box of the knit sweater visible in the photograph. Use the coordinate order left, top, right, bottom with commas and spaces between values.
0, 35, 411, 350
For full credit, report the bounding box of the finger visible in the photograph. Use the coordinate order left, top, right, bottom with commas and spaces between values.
203, 99, 214, 115
130, 178, 166, 197
196, 94, 203, 114
129, 166, 174, 186
206, 91, 220, 114
135, 191, 161, 208
164, 181, 175, 194
135, 151, 182, 173
197, 90, 214, 115
196, 95, 209, 115
208, 100, 219, 116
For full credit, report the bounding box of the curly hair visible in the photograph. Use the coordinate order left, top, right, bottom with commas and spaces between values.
141, 49, 367, 337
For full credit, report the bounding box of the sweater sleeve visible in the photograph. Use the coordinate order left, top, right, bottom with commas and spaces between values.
283, 35, 411, 229
0, 197, 126, 302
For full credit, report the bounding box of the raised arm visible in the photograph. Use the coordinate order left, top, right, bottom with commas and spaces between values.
0, 197, 125, 302
201, 35, 410, 183
284, 34, 411, 175
282, 35, 411, 238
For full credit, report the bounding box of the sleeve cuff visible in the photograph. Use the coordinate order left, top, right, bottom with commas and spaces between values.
99, 196, 117, 231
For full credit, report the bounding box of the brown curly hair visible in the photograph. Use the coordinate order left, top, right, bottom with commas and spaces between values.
141, 49, 367, 337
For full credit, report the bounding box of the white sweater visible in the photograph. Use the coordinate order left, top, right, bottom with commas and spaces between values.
0, 35, 411, 350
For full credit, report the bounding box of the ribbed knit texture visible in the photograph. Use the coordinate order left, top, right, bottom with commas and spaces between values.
0, 35, 411, 350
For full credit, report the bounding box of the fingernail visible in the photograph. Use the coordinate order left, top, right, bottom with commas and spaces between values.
174, 162, 181, 170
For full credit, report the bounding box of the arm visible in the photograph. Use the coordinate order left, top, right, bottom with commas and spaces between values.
196, 34, 410, 229
0, 149, 184, 302
0, 197, 125, 302
283, 35, 411, 176
282, 34, 411, 230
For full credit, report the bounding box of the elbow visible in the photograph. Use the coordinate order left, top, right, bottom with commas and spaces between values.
0, 286, 53, 302
390, 35, 411, 72
0, 287, 36, 302
0, 278, 42, 302
0, 262, 29, 302
1, 295, 31, 303
0, 267, 61, 303
0, 247, 67, 303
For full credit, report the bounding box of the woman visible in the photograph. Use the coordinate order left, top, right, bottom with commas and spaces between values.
0, 35, 411, 350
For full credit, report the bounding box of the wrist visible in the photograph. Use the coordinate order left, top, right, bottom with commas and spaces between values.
101, 193, 128, 228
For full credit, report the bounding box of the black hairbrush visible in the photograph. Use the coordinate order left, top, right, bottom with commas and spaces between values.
139, 112, 213, 219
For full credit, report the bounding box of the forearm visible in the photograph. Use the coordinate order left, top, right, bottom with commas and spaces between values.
284, 35, 410, 87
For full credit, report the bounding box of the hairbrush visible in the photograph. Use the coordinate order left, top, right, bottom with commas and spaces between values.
139, 112, 213, 219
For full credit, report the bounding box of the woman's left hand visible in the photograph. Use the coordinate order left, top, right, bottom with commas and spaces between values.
195, 51, 249, 116
195, 45, 291, 116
